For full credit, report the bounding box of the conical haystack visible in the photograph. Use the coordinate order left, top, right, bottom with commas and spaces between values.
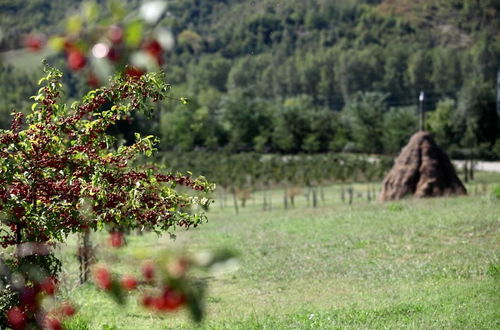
379, 131, 466, 201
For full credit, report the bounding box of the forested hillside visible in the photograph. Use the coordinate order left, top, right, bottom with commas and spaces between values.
1, 0, 499, 157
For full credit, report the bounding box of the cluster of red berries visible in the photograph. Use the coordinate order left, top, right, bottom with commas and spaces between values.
10, 112, 24, 132
6, 276, 76, 330
0, 131, 19, 145
93, 258, 189, 314
141, 287, 186, 312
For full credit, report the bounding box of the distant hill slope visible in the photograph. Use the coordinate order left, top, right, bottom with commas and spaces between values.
1, 0, 498, 155
1, 0, 498, 105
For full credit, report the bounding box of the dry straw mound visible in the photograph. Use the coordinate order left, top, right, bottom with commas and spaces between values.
380, 131, 466, 201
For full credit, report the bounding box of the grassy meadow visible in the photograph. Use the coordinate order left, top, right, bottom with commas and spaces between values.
57, 173, 500, 329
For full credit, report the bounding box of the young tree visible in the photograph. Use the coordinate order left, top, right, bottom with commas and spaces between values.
0, 63, 213, 266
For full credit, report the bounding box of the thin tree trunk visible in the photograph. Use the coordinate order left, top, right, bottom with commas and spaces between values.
283, 187, 288, 209
222, 187, 227, 208
348, 187, 353, 205
341, 185, 345, 204
15, 225, 22, 245
469, 160, 474, 181
79, 228, 91, 284
219, 189, 224, 209
320, 186, 325, 202
312, 187, 318, 208
262, 190, 267, 211
231, 187, 239, 215
463, 162, 469, 183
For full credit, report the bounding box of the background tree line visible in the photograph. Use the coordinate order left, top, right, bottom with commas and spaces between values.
1, 0, 499, 158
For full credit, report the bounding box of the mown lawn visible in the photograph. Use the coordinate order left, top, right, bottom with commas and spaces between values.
58, 176, 500, 329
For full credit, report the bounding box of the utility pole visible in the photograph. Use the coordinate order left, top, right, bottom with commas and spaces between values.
419, 91, 425, 131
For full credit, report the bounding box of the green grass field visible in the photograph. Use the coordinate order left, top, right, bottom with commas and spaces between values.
57, 174, 500, 329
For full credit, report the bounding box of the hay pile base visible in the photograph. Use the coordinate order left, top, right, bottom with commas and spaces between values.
380, 131, 466, 201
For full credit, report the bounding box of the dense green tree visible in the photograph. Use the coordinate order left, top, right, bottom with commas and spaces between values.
382, 106, 418, 154
456, 77, 499, 149
381, 44, 410, 103
406, 50, 434, 98
188, 55, 232, 92
343, 92, 388, 153
219, 90, 272, 151
431, 47, 463, 97
270, 95, 331, 153
426, 98, 457, 149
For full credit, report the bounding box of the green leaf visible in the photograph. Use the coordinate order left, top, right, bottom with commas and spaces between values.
109, 0, 126, 21
48, 36, 66, 51
83, 1, 99, 22
66, 15, 83, 35
124, 20, 144, 48
109, 279, 126, 305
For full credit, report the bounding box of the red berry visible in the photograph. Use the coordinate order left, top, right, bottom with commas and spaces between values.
162, 287, 185, 311
124, 66, 144, 79
149, 287, 185, 311
107, 25, 123, 44
87, 73, 100, 88
109, 231, 124, 248
7, 307, 26, 330
19, 286, 37, 311
107, 47, 120, 62
60, 303, 76, 316
140, 295, 153, 307
40, 276, 57, 295
141, 261, 155, 281
67, 51, 86, 71
120, 274, 138, 291
45, 316, 62, 330
151, 296, 167, 311
24, 34, 43, 51
143, 40, 163, 65
93, 266, 112, 290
